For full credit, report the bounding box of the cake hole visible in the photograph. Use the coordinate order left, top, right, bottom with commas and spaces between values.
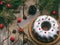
41, 21, 51, 31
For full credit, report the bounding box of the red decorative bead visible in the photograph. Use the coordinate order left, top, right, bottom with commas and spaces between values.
19, 27, 23, 32
45, 32, 46, 34
0, 24, 4, 29
0, 1, 3, 5
17, 17, 22, 23
38, 22, 40, 24
7, 4, 11, 8
10, 36, 15, 42
52, 10, 56, 15
52, 30, 53, 31
39, 28, 41, 30
42, 18, 44, 20
48, 18, 50, 20
53, 24, 55, 26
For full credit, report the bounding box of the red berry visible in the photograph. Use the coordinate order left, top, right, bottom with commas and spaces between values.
7, 4, 11, 8
52, 10, 56, 15
45, 32, 46, 34
0, 1, 3, 5
42, 18, 44, 20
52, 30, 54, 31
38, 22, 40, 24
39, 28, 41, 30
10, 36, 15, 42
53, 24, 55, 26
19, 27, 23, 32
17, 17, 22, 23
48, 18, 50, 20
0, 24, 4, 29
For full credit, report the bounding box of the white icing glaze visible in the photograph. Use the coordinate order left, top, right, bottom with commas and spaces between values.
33, 15, 58, 38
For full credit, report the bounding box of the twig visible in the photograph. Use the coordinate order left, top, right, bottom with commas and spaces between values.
2, 25, 11, 45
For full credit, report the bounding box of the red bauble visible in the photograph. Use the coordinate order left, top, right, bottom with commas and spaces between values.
52, 10, 56, 15
7, 4, 11, 8
0, 1, 3, 5
10, 36, 15, 42
0, 24, 4, 29
17, 17, 22, 23
19, 27, 23, 32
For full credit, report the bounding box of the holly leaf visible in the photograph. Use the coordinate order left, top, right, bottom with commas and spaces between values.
0, 15, 7, 26
0, 6, 3, 13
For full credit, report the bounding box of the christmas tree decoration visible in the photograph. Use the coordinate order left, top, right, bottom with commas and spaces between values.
10, 0, 23, 9
0, 0, 23, 27
0, 1, 3, 5
19, 27, 24, 33
10, 36, 15, 42
0, 1, 3, 13
0, 7, 3, 13
17, 17, 22, 23
0, 24, 4, 29
52, 10, 57, 15
7, 4, 11, 8
28, 5, 37, 15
